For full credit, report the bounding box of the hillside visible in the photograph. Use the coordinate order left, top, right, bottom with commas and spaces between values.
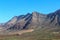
0, 9, 60, 40
0, 27, 60, 40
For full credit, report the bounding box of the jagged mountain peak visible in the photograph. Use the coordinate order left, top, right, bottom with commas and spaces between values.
32, 11, 43, 17
0, 10, 60, 33
47, 9, 60, 26
32, 11, 40, 15
55, 9, 60, 14
52, 9, 60, 16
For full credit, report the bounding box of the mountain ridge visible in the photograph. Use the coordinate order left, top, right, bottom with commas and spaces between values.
0, 9, 60, 35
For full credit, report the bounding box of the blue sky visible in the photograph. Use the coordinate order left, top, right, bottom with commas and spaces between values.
0, 0, 60, 23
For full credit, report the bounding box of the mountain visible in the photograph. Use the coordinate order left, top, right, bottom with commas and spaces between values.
47, 9, 60, 26
3, 12, 46, 31
0, 9, 60, 35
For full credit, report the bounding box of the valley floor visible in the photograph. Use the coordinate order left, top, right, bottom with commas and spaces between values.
0, 28, 60, 40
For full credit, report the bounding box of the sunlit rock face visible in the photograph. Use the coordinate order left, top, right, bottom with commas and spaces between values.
47, 9, 60, 27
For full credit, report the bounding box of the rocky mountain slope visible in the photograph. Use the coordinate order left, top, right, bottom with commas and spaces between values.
0, 9, 60, 35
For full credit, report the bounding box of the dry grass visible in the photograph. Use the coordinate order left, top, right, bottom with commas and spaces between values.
0, 28, 60, 40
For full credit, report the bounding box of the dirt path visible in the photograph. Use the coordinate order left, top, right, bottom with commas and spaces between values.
8, 29, 34, 35
17, 29, 34, 35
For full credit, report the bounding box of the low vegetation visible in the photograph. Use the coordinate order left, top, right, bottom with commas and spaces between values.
0, 27, 60, 40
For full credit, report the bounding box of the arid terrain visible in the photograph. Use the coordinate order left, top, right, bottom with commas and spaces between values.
0, 9, 60, 40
